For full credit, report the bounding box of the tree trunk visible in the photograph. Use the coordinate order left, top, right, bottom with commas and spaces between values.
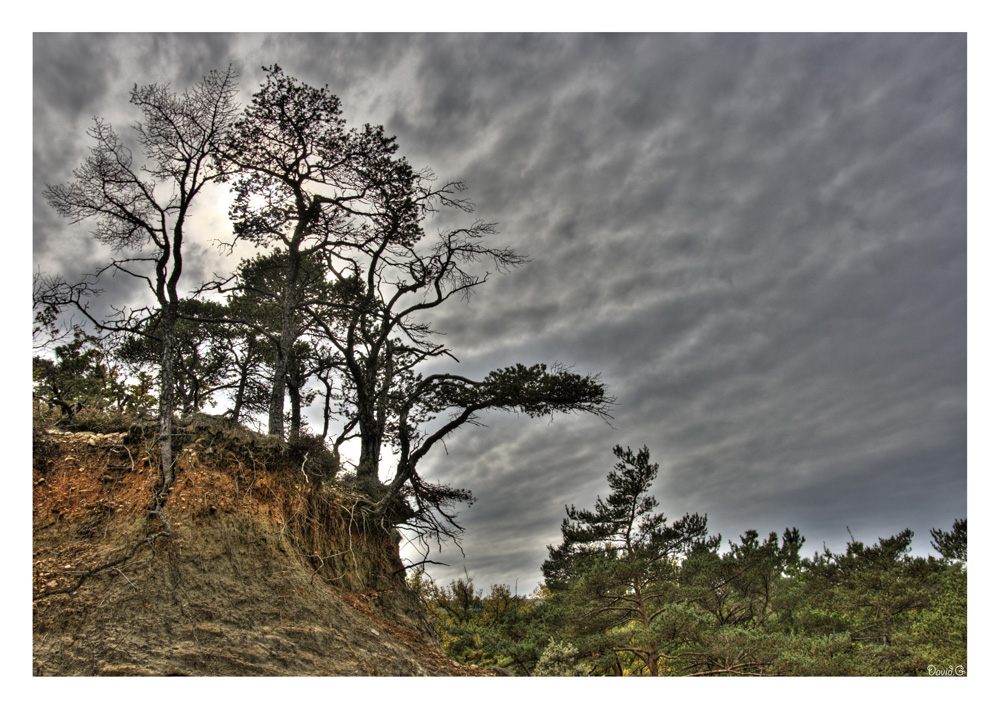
356, 339, 393, 482
356, 393, 381, 480
230, 358, 248, 423
288, 375, 302, 442
158, 305, 178, 496
634, 581, 659, 676
267, 338, 290, 438
320, 375, 333, 440
267, 255, 301, 439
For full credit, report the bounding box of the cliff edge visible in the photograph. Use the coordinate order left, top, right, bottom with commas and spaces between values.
32, 416, 486, 676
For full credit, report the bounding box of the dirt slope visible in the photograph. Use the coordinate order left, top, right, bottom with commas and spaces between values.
32, 420, 488, 676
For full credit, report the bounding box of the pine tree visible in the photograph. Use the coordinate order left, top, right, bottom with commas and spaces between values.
542, 445, 709, 675
930, 518, 967, 564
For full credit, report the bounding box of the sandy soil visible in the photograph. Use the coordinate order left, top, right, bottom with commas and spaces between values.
32, 425, 494, 677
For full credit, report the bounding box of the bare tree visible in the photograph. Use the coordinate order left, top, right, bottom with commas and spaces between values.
42, 67, 239, 499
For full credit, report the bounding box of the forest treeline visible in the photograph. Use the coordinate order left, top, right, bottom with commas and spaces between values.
410, 447, 967, 676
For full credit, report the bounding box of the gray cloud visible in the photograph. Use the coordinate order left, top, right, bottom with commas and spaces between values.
33, 33, 966, 593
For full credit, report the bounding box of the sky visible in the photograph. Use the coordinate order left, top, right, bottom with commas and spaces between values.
32, 32, 968, 594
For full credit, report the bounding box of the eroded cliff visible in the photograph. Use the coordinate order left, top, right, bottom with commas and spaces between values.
32, 417, 485, 676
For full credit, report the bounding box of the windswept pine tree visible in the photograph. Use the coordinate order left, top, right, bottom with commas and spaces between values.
543, 445, 709, 675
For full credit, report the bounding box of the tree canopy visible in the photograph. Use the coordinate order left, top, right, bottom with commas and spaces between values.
411, 440, 966, 678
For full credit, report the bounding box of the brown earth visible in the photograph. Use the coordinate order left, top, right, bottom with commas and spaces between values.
32, 417, 494, 676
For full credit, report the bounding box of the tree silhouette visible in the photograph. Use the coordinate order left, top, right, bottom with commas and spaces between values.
40, 65, 614, 542
222, 67, 613, 536
43, 68, 239, 498
220, 65, 414, 439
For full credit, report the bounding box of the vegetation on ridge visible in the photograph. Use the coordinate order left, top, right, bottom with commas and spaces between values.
409, 447, 967, 677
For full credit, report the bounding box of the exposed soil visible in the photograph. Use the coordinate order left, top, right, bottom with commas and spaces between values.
32, 418, 493, 676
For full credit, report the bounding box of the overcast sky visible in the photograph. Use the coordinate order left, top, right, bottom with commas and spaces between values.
33, 33, 967, 593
